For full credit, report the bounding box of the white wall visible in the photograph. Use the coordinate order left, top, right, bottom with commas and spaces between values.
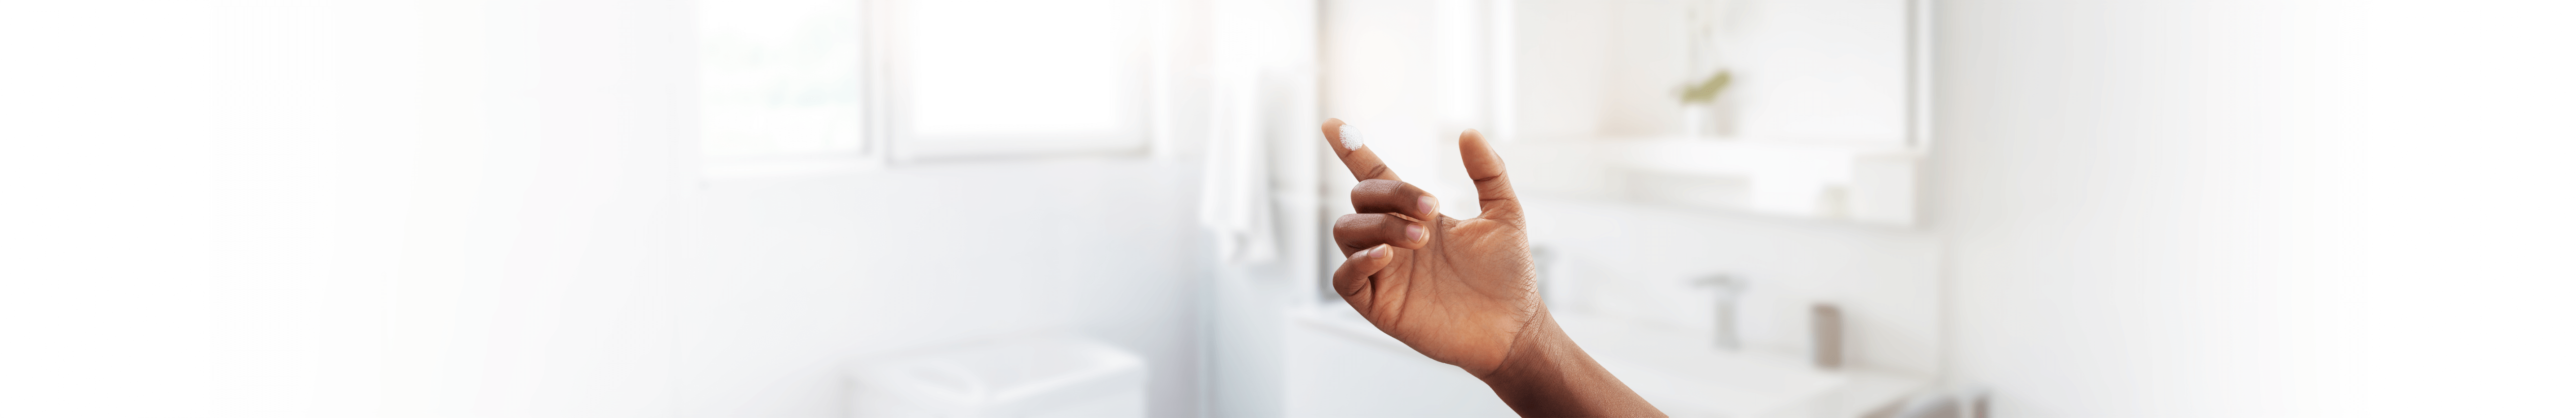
3, 1, 1224, 417
1934, 1, 2576, 417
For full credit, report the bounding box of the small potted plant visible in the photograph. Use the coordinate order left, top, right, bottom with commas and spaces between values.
1678, 69, 1733, 139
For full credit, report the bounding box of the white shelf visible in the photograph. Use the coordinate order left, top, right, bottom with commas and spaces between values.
1497, 138, 1922, 226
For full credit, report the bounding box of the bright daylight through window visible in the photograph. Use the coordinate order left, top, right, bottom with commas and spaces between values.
698, 0, 865, 165
697, 0, 1154, 173
895, 0, 1151, 158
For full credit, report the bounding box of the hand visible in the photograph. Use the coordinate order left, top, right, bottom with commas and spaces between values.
1321, 120, 1536, 375
1321, 119, 1662, 417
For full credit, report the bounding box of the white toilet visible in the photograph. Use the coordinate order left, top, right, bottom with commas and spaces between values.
847, 334, 1147, 418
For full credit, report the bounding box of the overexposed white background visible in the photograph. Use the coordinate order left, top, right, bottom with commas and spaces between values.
4, 1, 2575, 418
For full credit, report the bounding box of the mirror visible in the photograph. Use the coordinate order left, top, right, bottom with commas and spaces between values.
1326, 0, 1926, 226
1507, 0, 1923, 225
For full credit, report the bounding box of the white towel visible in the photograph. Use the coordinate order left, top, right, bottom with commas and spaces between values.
1197, 77, 1277, 265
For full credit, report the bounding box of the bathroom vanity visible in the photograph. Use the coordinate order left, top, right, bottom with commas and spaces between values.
1284, 196, 1944, 418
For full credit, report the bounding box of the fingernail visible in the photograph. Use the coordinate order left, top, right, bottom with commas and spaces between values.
1418, 195, 1439, 217
1371, 244, 1393, 259
1407, 223, 1426, 242
1339, 123, 1365, 151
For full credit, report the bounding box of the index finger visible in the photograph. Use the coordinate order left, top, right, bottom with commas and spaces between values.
1322, 118, 1401, 181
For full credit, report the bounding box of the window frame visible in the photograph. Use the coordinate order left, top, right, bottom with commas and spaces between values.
694, 0, 1173, 179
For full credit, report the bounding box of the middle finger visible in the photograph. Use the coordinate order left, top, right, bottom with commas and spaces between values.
1351, 179, 1442, 222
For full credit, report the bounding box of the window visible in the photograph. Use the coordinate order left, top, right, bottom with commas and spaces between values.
889, 0, 1152, 159
696, 0, 1158, 176
698, 0, 866, 175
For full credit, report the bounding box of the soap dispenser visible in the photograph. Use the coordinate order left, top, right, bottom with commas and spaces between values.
1693, 274, 1746, 351
1812, 303, 1844, 370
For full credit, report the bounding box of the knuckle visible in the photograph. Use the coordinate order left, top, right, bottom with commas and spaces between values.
1351, 180, 1420, 214
1361, 164, 1390, 180
1331, 214, 1382, 243
1333, 213, 1379, 229
1351, 179, 1400, 196
1379, 217, 1412, 234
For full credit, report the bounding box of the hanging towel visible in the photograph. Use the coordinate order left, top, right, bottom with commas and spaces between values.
1197, 75, 1278, 265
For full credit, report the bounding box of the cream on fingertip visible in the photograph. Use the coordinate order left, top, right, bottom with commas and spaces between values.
1339, 123, 1364, 151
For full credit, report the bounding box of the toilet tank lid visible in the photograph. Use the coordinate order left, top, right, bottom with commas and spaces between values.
848, 334, 1147, 405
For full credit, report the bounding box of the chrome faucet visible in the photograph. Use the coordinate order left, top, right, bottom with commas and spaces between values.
1692, 274, 1746, 351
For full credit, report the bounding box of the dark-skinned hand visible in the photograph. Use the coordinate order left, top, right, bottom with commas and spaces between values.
1321, 118, 1663, 418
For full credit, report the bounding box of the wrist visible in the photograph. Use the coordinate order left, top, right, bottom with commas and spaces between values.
1472, 312, 1668, 418
1477, 312, 1573, 382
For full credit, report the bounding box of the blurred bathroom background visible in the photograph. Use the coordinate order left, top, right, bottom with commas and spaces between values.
5, 0, 2576, 417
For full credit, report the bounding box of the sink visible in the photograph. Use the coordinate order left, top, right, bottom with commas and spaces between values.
1287, 309, 1925, 418
1554, 313, 1925, 418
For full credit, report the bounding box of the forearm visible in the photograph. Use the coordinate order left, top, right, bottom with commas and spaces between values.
1476, 314, 1665, 418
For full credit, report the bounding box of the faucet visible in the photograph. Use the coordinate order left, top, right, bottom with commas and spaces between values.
1692, 274, 1746, 351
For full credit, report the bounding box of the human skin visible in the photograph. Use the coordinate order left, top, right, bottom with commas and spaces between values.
1322, 119, 1664, 418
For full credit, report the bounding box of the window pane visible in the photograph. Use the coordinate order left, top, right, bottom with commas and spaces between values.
699, 0, 863, 158
903, 0, 1144, 141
